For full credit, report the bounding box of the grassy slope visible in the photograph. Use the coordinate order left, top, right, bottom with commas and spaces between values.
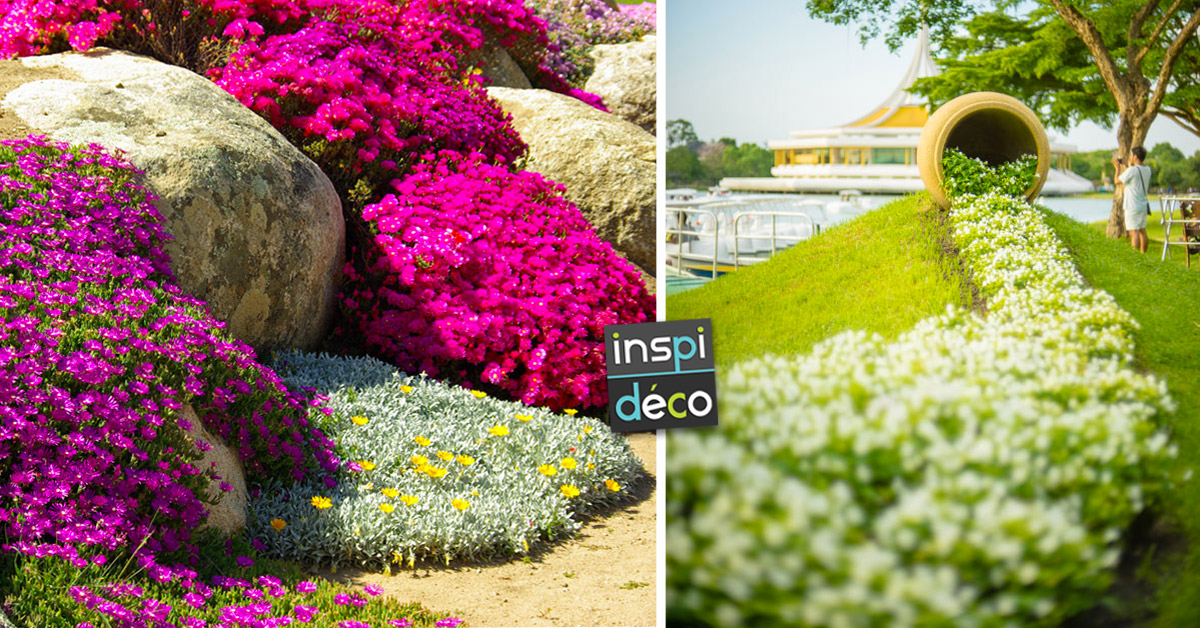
666, 193, 971, 366
666, 197, 1200, 622
1043, 209, 1200, 626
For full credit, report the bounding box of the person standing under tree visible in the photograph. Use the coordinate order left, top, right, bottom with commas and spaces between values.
1113, 146, 1152, 253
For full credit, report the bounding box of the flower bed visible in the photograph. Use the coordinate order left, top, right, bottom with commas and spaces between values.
527, 0, 656, 87
1, 0, 655, 412
213, 17, 528, 191
7, 538, 456, 627
0, 136, 338, 588
340, 151, 654, 411
250, 350, 645, 567
667, 167, 1178, 625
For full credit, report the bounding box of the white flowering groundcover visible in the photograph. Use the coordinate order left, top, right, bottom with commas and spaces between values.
252, 352, 643, 568
667, 189, 1181, 627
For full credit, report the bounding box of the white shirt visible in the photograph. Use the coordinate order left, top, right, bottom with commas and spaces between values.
1119, 164, 1151, 214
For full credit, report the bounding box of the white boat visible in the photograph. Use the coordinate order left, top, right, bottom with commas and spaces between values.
826, 189, 875, 214
666, 197, 825, 277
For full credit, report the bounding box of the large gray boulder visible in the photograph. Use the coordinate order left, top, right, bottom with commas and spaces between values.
487, 87, 656, 274
0, 49, 344, 351
585, 36, 656, 135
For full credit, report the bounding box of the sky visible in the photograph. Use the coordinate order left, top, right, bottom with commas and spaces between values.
664, 0, 1200, 155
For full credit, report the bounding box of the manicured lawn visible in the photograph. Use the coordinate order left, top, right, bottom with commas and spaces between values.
1089, 208, 1200, 271
666, 193, 971, 366
1044, 208, 1200, 627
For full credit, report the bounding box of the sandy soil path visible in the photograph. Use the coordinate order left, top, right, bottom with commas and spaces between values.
318, 431, 657, 627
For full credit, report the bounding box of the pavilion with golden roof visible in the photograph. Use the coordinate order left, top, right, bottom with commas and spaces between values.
721, 27, 1094, 195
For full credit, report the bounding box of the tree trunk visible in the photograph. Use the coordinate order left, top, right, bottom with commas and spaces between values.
1106, 113, 1152, 239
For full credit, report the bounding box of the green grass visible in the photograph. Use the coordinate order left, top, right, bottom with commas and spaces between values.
666, 193, 971, 366
1042, 208, 1200, 627
1089, 208, 1200, 271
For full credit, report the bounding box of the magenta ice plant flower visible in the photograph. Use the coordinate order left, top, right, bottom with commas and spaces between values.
342, 150, 653, 410
0, 135, 337, 591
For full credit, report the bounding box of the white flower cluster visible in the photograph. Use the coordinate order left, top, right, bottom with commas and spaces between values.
251, 351, 644, 568
667, 191, 1178, 628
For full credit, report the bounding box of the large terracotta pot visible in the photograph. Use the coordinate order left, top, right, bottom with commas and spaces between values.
917, 92, 1050, 208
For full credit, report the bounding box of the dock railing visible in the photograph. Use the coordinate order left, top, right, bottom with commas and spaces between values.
666, 207, 819, 276
666, 207, 719, 278
732, 212, 818, 270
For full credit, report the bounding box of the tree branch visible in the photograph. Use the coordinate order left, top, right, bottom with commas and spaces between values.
1048, 0, 1131, 108
1161, 108, 1200, 138
1128, 0, 1162, 72
1146, 8, 1200, 123
1134, 0, 1185, 68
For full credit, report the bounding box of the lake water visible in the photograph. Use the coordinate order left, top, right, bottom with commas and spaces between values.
664, 194, 1120, 295
1038, 197, 1116, 223
670, 193, 1118, 228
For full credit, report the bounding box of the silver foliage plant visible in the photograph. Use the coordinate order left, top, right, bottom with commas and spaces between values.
249, 351, 645, 568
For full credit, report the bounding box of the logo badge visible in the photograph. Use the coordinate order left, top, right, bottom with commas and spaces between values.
604, 318, 718, 432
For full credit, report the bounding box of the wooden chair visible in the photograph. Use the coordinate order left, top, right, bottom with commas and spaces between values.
1178, 201, 1200, 268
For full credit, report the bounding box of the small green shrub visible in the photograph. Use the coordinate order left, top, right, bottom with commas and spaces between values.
941, 148, 1038, 200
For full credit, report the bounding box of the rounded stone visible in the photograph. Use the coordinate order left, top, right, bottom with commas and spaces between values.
0, 49, 344, 351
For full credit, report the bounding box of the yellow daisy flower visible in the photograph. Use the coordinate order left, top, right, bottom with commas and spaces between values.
452, 498, 470, 511
488, 425, 509, 437
560, 485, 581, 498
436, 450, 454, 461
379, 503, 395, 513
564, 409, 578, 416
587, 462, 596, 470
414, 436, 431, 447
350, 416, 369, 426
411, 455, 429, 467
269, 518, 287, 531
583, 425, 592, 434
311, 496, 333, 509
537, 464, 558, 476
560, 457, 577, 470
516, 414, 533, 422
400, 385, 414, 394
456, 454, 475, 466
381, 488, 399, 498
606, 479, 621, 492
425, 466, 448, 478
357, 460, 376, 471
400, 495, 419, 506
470, 390, 487, 399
